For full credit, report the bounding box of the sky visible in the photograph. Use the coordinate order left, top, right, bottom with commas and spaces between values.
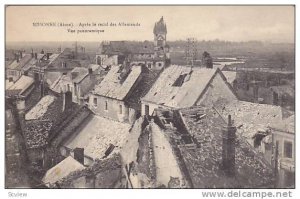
6, 5, 295, 43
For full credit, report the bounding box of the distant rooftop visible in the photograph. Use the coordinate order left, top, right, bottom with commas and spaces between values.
7, 75, 34, 96
7, 54, 32, 70
101, 41, 154, 55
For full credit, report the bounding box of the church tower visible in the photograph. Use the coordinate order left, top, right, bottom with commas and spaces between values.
153, 17, 168, 58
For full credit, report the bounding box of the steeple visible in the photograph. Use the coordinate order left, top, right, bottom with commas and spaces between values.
153, 16, 167, 35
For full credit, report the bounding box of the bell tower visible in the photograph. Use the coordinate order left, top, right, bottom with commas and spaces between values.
153, 16, 167, 57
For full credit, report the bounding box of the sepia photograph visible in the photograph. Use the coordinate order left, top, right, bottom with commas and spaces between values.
4, 4, 295, 191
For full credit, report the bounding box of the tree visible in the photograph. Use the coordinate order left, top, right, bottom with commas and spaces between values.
202, 51, 213, 68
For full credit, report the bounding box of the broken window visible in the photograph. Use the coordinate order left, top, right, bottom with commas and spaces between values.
173, 74, 188, 87
284, 141, 293, 158
253, 131, 268, 148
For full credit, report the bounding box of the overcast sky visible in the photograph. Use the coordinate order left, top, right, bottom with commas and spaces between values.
6, 6, 294, 43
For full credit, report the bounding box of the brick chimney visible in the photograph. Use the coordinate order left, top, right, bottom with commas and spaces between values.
74, 148, 84, 165
62, 91, 72, 112
16, 98, 26, 133
222, 115, 236, 177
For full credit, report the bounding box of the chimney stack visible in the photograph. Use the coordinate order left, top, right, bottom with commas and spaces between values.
222, 115, 236, 177
34, 53, 38, 60
62, 91, 72, 112
19, 51, 23, 58
16, 98, 26, 133
74, 148, 84, 165
88, 68, 93, 75
31, 49, 34, 58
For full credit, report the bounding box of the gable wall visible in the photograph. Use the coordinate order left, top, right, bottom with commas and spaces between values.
197, 73, 237, 107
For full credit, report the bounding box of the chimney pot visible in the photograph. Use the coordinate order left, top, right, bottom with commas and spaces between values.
88, 68, 93, 75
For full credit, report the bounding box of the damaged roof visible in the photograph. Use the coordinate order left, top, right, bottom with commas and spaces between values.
64, 114, 131, 160
7, 54, 32, 70
142, 65, 225, 108
25, 95, 56, 120
24, 95, 82, 149
270, 114, 295, 134
24, 120, 53, 149
42, 156, 85, 186
93, 65, 142, 100
124, 68, 160, 109
213, 98, 283, 139
56, 153, 122, 188
176, 106, 275, 188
